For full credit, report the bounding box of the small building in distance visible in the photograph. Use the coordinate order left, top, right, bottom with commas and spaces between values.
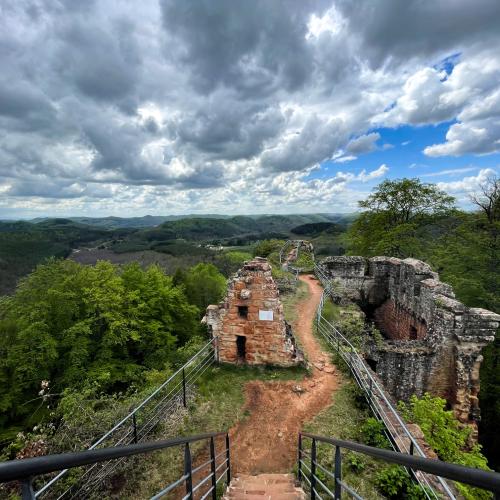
204, 257, 302, 366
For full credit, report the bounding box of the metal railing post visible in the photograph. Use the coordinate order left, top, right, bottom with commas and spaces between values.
132, 413, 138, 444
21, 477, 35, 500
184, 442, 193, 499
298, 433, 302, 482
226, 433, 231, 485
182, 368, 187, 408
210, 437, 217, 500
310, 438, 317, 499
334, 445, 341, 499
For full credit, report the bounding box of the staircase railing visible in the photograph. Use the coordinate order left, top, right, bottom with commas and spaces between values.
0, 431, 230, 500
313, 264, 456, 499
298, 433, 500, 500
35, 337, 218, 498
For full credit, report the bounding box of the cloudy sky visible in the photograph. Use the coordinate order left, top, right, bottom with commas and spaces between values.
1, 0, 500, 218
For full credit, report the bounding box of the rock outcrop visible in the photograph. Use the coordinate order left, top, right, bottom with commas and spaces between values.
318, 256, 500, 434
204, 257, 302, 366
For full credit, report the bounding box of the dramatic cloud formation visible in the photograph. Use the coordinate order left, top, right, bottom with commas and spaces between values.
0, 0, 500, 216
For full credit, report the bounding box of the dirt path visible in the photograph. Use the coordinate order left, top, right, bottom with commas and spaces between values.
229, 275, 340, 475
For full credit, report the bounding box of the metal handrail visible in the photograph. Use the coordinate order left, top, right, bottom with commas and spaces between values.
35, 337, 218, 498
298, 433, 500, 498
0, 432, 230, 500
313, 264, 456, 499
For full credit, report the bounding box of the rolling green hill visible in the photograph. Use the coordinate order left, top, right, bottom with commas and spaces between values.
0, 219, 116, 295
0, 214, 355, 295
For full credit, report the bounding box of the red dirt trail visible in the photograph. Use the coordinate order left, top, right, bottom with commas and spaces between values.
228, 275, 340, 475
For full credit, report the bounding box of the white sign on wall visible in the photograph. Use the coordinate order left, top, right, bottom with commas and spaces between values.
259, 310, 273, 321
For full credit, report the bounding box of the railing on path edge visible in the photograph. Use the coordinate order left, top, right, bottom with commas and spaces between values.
313, 264, 456, 499
0, 431, 230, 500
34, 336, 218, 498
298, 432, 500, 500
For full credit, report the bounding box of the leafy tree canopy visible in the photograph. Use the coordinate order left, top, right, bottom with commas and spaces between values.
177, 263, 227, 313
347, 178, 456, 258
0, 259, 199, 427
359, 178, 455, 224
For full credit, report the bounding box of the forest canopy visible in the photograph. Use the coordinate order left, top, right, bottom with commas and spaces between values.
0, 260, 205, 432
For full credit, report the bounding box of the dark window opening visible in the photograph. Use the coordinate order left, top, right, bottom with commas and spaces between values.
366, 358, 377, 372
236, 335, 246, 361
410, 326, 418, 340
238, 306, 248, 319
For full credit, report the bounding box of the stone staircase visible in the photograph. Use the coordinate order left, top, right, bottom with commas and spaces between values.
224, 473, 306, 500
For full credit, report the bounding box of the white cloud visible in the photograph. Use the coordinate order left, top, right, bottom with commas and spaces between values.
437, 168, 497, 194
346, 132, 380, 154
0, 1, 500, 216
377, 50, 500, 157
357, 164, 389, 182
420, 167, 479, 177
334, 155, 357, 163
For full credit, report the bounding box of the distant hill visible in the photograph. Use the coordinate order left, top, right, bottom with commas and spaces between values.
291, 222, 343, 236
132, 214, 348, 242
0, 219, 117, 295
0, 213, 356, 295
29, 213, 348, 229
31, 214, 232, 229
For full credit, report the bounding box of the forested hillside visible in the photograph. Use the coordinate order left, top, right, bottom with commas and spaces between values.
0, 213, 350, 295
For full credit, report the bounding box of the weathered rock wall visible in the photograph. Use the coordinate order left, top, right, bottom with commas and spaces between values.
318, 256, 500, 431
204, 257, 302, 366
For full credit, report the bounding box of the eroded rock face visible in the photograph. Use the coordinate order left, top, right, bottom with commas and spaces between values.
204, 257, 302, 366
318, 256, 500, 434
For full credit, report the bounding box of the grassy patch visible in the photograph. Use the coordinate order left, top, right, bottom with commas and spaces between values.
321, 298, 341, 323
282, 279, 310, 324
302, 382, 385, 499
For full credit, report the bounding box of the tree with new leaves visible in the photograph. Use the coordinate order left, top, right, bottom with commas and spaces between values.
347, 178, 456, 257
0, 260, 199, 429
178, 263, 227, 313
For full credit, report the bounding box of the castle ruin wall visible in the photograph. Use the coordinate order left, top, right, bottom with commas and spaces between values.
318, 256, 499, 432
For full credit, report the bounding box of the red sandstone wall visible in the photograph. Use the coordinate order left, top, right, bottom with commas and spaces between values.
374, 299, 427, 341
216, 264, 298, 366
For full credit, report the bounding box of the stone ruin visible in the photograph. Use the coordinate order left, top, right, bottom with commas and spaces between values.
318, 256, 500, 434
204, 257, 303, 366
283, 240, 314, 269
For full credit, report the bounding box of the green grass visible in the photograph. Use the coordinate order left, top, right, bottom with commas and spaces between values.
282, 279, 310, 324
321, 298, 341, 323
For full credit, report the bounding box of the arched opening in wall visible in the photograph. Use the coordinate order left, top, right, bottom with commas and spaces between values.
410, 326, 418, 340
236, 335, 246, 361
366, 358, 377, 372
238, 306, 248, 319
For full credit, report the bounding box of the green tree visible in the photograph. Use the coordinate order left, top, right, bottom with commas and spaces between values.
253, 239, 285, 258
399, 394, 491, 499
347, 178, 455, 257
0, 259, 199, 429
181, 263, 227, 312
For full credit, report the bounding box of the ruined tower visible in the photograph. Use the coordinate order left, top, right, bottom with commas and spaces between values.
204, 257, 302, 366
317, 256, 500, 433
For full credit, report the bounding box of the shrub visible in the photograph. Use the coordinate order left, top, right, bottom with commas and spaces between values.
360, 417, 390, 448
399, 393, 492, 499
375, 465, 429, 499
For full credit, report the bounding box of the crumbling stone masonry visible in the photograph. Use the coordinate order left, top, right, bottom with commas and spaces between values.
318, 256, 500, 433
204, 257, 302, 366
